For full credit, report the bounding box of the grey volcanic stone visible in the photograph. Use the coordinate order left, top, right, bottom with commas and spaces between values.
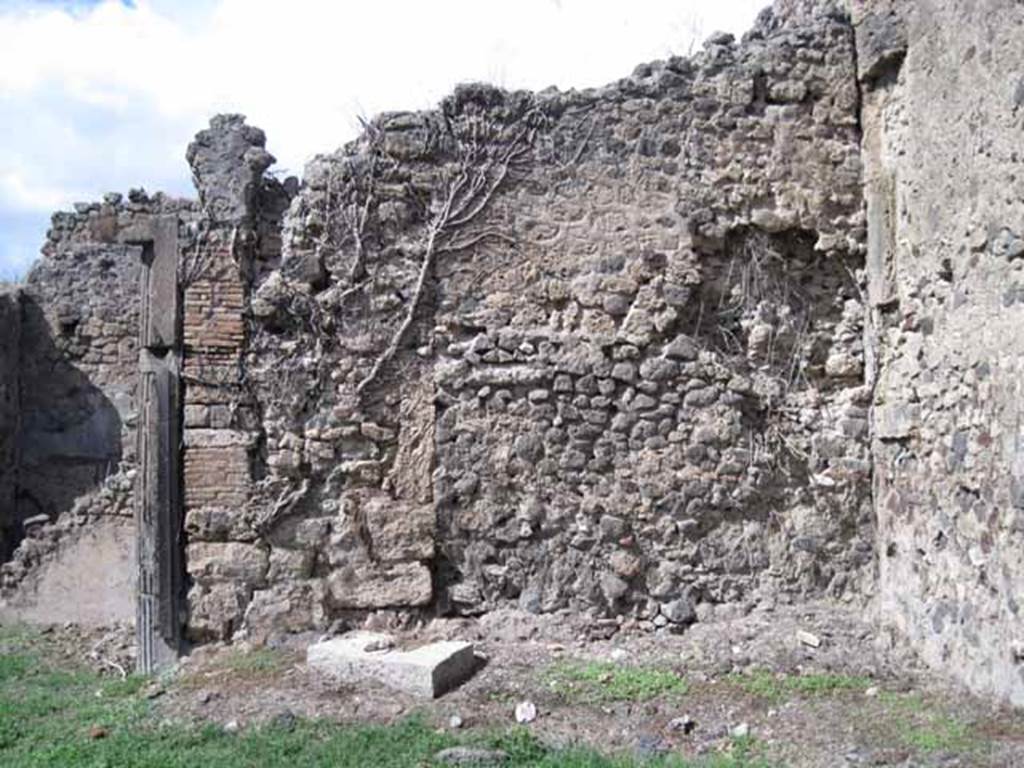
662, 597, 696, 625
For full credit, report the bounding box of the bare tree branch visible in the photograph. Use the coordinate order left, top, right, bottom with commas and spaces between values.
356, 108, 541, 394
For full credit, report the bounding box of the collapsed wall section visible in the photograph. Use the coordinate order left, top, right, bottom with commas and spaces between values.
179, 0, 873, 643
856, 0, 1024, 705
0, 192, 197, 625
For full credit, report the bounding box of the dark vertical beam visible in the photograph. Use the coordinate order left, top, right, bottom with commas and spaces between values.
127, 216, 183, 674
141, 218, 181, 351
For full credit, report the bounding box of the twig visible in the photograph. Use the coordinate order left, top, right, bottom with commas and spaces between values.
438, 229, 516, 253
570, 120, 597, 165
88, 631, 127, 679
357, 215, 444, 393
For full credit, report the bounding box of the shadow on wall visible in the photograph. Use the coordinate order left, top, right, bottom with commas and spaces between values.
0, 294, 123, 562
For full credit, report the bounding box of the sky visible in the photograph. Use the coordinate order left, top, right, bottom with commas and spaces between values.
0, 0, 766, 279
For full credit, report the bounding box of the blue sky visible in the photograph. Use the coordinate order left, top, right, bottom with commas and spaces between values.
0, 0, 764, 280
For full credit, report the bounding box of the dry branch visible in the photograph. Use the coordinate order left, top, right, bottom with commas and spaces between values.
356, 109, 542, 394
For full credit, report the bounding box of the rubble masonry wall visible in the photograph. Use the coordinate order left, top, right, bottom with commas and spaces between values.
856, 0, 1024, 705
182, 0, 873, 643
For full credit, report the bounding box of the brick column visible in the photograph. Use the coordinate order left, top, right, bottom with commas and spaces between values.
182, 115, 273, 640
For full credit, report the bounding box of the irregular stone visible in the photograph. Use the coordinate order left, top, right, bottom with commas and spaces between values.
187, 583, 249, 642
326, 562, 432, 609
664, 336, 698, 361
332, 492, 434, 563
639, 358, 679, 381
611, 362, 637, 383
600, 571, 630, 603
610, 550, 642, 579
186, 543, 268, 586
661, 597, 696, 625
243, 581, 327, 643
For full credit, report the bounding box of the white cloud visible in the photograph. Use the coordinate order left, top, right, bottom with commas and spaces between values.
0, 171, 86, 212
0, 0, 766, 274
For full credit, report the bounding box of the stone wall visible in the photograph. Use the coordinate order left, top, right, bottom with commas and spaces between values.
0, 191, 198, 624
0, 289, 20, 562
856, 0, 1024, 705
180, 0, 874, 643
19, 200, 141, 523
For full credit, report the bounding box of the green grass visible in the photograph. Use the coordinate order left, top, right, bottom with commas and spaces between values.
877, 693, 981, 754
697, 736, 777, 768
544, 660, 688, 705
900, 717, 974, 752
488, 728, 776, 768
731, 670, 872, 703
0, 629, 777, 768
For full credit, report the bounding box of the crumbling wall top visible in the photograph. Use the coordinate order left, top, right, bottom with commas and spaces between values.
187, 114, 275, 227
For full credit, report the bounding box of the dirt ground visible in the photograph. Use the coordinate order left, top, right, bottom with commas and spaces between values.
36, 600, 1024, 767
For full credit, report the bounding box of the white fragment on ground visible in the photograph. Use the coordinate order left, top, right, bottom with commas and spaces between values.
307, 631, 477, 698
731, 722, 750, 739
797, 630, 822, 648
514, 700, 537, 724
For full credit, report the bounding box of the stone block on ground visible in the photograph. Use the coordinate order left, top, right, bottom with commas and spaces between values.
307, 631, 477, 698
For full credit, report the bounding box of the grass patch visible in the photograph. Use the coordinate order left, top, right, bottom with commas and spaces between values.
732, 670, 872, 702
545, 660, 688, 705
486, 727, 776, 767
900, 716, 974, 752
877, 693, 981, 755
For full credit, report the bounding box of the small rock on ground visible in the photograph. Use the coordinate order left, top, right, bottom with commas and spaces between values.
797, 630, 822, 648
514, 700, 537, 724
434, 747, 510, 765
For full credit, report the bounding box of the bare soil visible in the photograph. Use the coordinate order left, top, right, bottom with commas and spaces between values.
36, 601, 1024, 767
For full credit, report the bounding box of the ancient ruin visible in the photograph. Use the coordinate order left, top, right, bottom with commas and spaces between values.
1, 0, 1022, 708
